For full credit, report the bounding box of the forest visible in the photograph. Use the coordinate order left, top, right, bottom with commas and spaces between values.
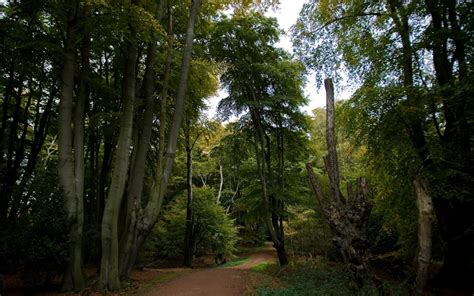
0, 0, 472, 295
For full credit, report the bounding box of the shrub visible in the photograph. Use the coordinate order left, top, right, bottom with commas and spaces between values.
148, 186, 238, 262
285, 206, 332, 257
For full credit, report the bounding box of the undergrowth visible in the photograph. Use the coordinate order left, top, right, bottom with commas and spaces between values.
255, 257, 410, 296
251, 262, 274, 272
220, 258, 249, 268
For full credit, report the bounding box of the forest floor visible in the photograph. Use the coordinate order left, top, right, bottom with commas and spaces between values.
2, 242, 278, 295
143, 242, 278, 296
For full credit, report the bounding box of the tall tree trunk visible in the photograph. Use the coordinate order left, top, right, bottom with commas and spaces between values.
70, 3, 90, 283
1, 79, 31, 224
0, 60, 15, 152
9, 81, 57, 221
183, 126, 194, 267
414, 176, 434, 295
118, 2, 173, 279
159, 0, 201, 194
127, 0, 202, 274
388, 0, 429, 161
306, 79, 372, 288
99, 0, 141, 290
98, 133, 113, 221
58, 2, 87, 291
274, 122, 288, 264
0, 72, 24, 226
392, 0, 474, 286
119, 38, 158, 278
248, 87, 288, 266
0, 61, 15, 225
424, 0, 474, 286
88, 123, 98, 228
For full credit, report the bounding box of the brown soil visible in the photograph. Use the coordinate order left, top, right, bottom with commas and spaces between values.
2, 243, 277, 296
145, 242, 277, 296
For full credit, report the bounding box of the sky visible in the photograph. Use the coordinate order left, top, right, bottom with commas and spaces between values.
205, 0, 329, 119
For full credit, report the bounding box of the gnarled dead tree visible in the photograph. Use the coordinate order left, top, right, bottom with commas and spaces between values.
306, 78, 372, 286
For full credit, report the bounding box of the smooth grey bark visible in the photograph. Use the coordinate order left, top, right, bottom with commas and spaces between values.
414, 176, 434, 294
117, 2, 173, 279
99, 0, 141, 290
119, 39, 158, 279
306, 78, 372, 288
58, 2, 88, 291
159, 0, 201, 194
123, 0, 202, 276
98, 132, 114, 223
140, 0, 201, 231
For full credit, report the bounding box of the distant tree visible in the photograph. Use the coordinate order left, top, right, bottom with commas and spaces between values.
211, 12, 308, 266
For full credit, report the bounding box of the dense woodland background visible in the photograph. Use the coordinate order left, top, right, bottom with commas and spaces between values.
0, 0, 472, 294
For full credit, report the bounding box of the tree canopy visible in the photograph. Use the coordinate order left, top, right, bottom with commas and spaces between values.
0, 0, 472, 294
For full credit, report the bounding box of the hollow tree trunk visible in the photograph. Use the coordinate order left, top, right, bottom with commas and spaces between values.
306, 79, 372, 288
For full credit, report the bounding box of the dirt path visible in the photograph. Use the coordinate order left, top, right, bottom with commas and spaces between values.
145, 243, 276, 296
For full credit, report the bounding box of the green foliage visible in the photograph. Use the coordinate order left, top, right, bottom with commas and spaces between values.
286, 207, 332, 257
151, 186, 239, 259
219, 258, 249, 268
251, 261, 274, 272
211, 12, 307, 121
0, 165, 68, 284
308, 100, 421, 272
4, 0, 470, 290
256, 259, 409, 296
337, 95, 420, 266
